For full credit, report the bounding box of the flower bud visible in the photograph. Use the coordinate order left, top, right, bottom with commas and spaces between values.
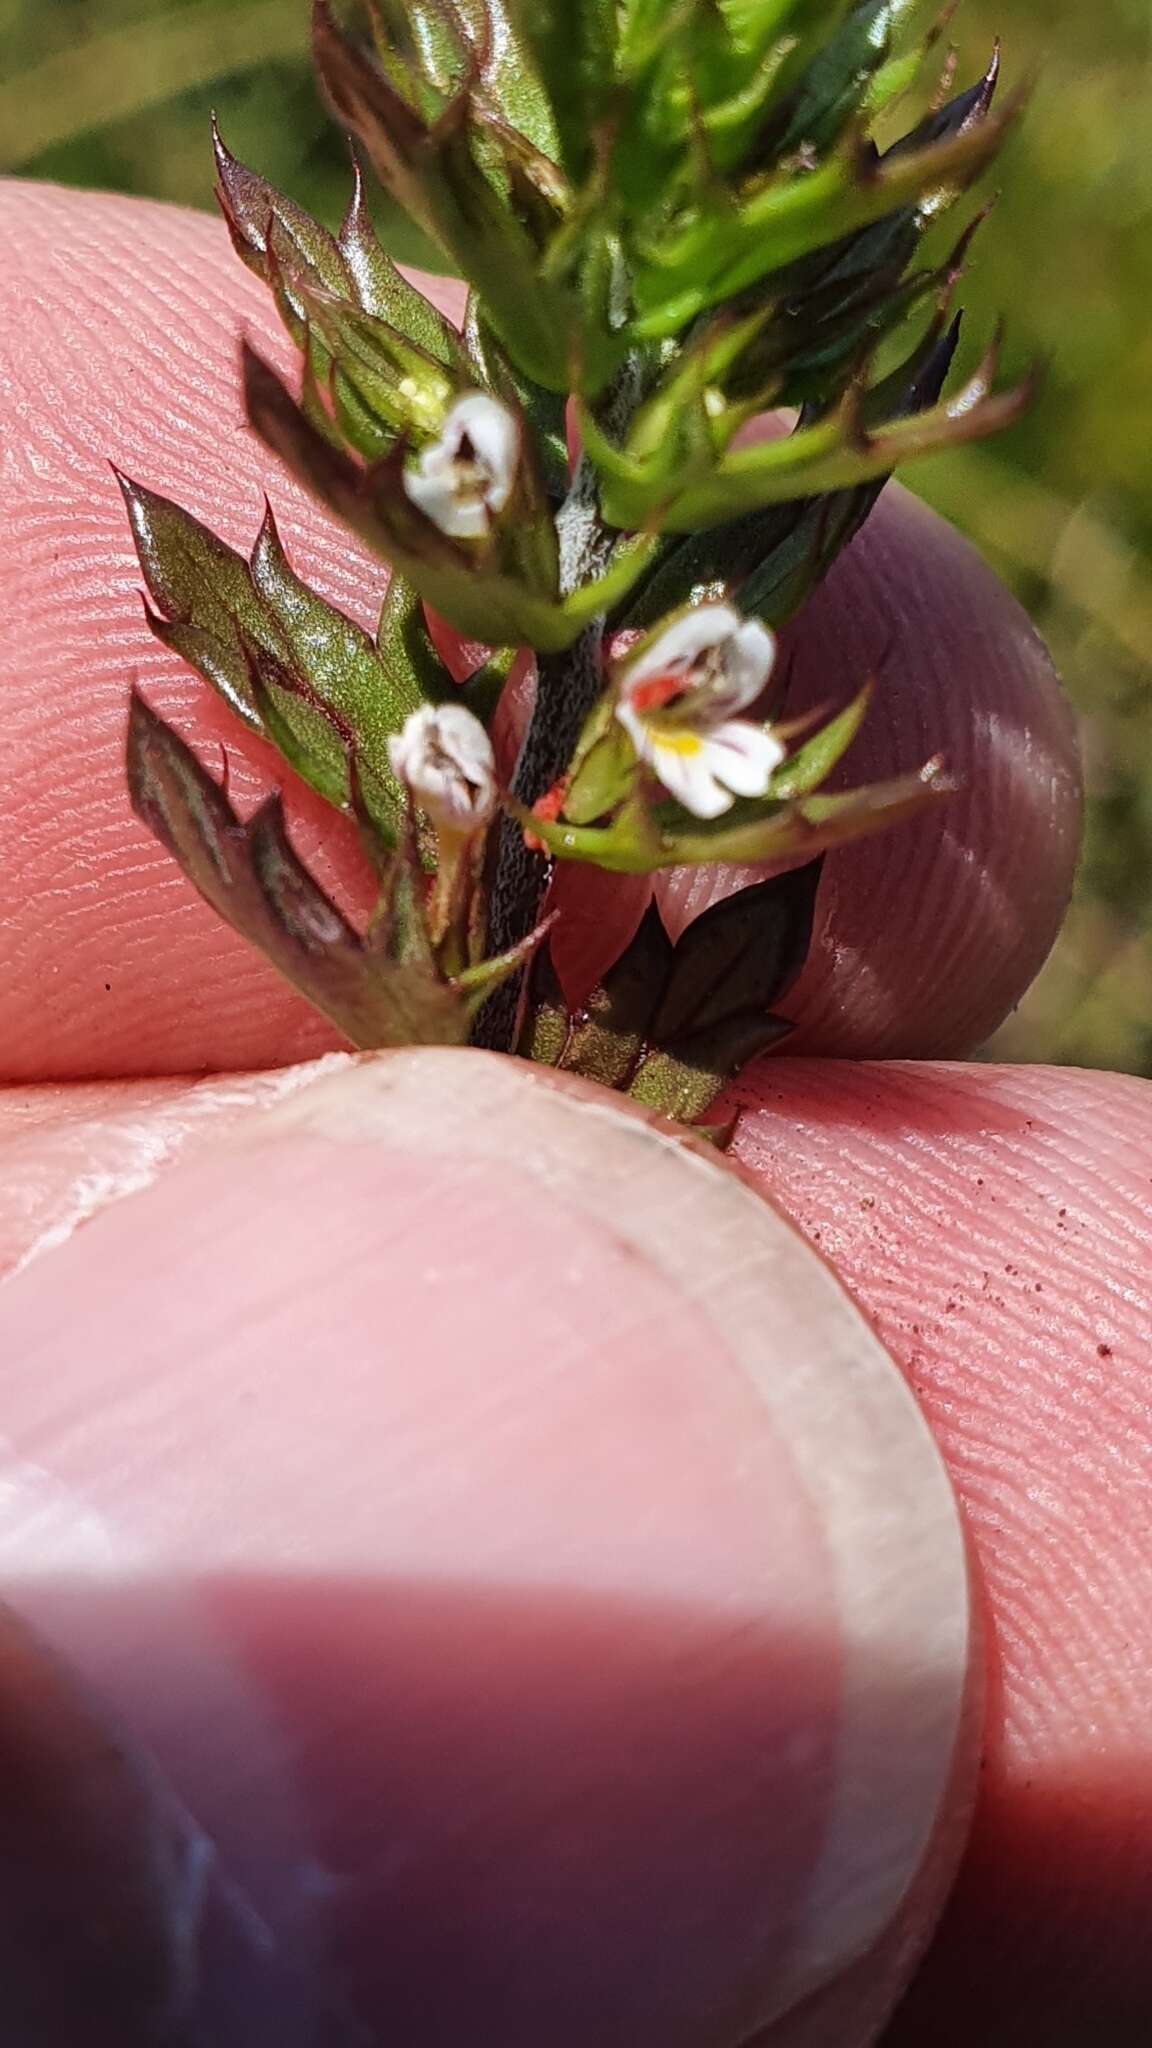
402, 393, 519, 540
614, 604, 783, 820
388, 702, 498, 832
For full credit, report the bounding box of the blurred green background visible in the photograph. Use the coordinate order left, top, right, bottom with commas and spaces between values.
2, 0, 1150, 1072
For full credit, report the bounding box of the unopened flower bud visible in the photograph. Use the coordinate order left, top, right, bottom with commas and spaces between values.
388, 702, 497, 832
403, 392, 519, 540
614, 603, 783, 819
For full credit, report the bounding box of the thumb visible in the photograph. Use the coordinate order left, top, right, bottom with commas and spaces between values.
0, 1052, 973, 2045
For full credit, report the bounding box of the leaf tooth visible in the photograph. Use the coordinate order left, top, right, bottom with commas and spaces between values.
211, 112, 350, 297
942, 191, 998, 292
338, 143, 371, 249
126, 687, 238, 889
249, 495, 286, 584
245, 792, 362, 955
969, 40, 1002, 126
210, 113, 256, 252
112, 464, 166, 570
945, 319, 1012, 418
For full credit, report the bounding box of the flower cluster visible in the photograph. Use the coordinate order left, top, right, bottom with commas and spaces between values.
118, 0, 1022, 1122
614, 607, 784, 820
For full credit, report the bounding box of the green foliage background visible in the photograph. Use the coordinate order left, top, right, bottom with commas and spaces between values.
3, 0, 1149, 1073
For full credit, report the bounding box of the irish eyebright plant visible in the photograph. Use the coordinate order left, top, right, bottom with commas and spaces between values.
121, 0, 1028, 1125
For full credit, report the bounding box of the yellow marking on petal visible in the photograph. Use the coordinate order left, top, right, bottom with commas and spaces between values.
652, 729, 704, 757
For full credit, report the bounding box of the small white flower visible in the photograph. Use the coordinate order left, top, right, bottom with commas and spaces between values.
402, 391, 519, 540
387, 702, 497, 832
615, 603, 784, 820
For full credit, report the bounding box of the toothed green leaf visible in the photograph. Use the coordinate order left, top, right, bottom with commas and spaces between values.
118, 469, 280, 730
213, 116, 351, 303
126, 691, 465, 1048
119, 472, 425, 841
596, 342, 1034, 532
671, 761, 953, 866
617, 310, 964, 633
313, 0, 600, 391
216, 122, 470, 376
336, 157, 472, 369
768, 0, 908, 159
631, 90, 1022, 337
519, 756, 953, 873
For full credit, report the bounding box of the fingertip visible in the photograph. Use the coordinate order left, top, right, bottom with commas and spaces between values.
726, 1056, 1152, 2042
0, 1052, 974, 2043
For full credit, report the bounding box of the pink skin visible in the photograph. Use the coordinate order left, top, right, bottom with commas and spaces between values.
0, 183, 1149, 2045
0, 183, 1078, 1079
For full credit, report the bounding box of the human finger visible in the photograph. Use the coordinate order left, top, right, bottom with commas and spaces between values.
726, 1056, 1152, 2043
0, 182, 1077, 1079
0, 1052, 973, 2045
6, 1051, 1149, 2038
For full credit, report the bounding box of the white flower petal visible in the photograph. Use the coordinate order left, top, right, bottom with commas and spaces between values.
705, 719, 786, 798
402, 391, 519, 538
723, 619, 778, 711
434, 700, 498, 780
402, 464, 490, 538
446, 393, 519, 513
388, 702, 496, 830
624, 603, 744, 695
620, 603, 777, 723
651, 736, 733, 818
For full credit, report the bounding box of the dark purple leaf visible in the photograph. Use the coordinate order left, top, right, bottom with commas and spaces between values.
558, 901, 675, 1089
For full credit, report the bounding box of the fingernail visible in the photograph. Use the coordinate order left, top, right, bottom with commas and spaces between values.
0, 1050, 974, 2043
